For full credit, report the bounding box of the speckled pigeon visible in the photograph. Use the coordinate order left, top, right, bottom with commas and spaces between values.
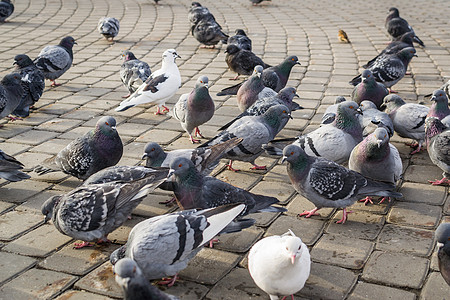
120, 51, 151, 98
225, 44, 271, 80
381, 94, 429, 154
282, 144, 402, 224
170, 75, 214, 143
199, 104, 292, 171
34, 36, 77, 87
12, 54, 45, 118
192, 18, 228, 49
0, 73, 25, 121
427, 90, 450, 127
188, 2, 216, 27
114, 258, 179, 300
424, 117, 450, 186
320, 96, 347, 125
0, 149, 30, 182
41, 166, 169, 248
359, 100, 394, 137
351, 69, 389, 109
34, 116, 123, 180
435, 222, 450, 285
98, 17, 120, 41
0, 0, 13, 22
116, 49, 181, 115
109, 203, 248, 285
228, 29, 252, 51
385, 7, 425, 47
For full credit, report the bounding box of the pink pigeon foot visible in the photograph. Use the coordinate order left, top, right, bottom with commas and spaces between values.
280, 295, 295, 300
157, 274, 178, 287
73, 241, 94, 249
159, 197, 176, 205
405, 72, 411, 75
378, 197, 391, 204
226, 160, 240, 172
96, 238, 111, 245
194, 127, 205, 138
208, 238, 219, 248
122, 93, 131, 98
298, 207, 320, 218
428, 177, 450, 186
189, 134, 201, 144
388, 88, 398, 93
336, 208, 353, 224
6, 115, 22, 121
162, 105, 170, 113
250, 163, 267, 170
230, 74, 240, 81
50, 80, 61, 87
409, 143, 423, 155
359, 196, 374, 205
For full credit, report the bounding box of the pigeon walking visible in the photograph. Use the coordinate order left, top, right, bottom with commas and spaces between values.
282, 144, 402, 223
0, 73, 25, 121
248, 230, 310, 300
351, 70, 389, 109
385, 7, 425, 47
359, 100, 394, 137
192, 18, 228, 49
98, 17, 120, 41
435, 223, 450, 286
116, 49, 181, 115
320, 96, 347, 125
120, 51, 152, 98
228, 29, 252, 51
0, 0, 13, 23
34, 116, 123, 180
0, 149, 31, 182
225, 44, 271, 80
427, 90, 450, 127
170, 75, 215, 143
34, 36, 77, 87
424, 117, 450, 186
12, 54, 45, 118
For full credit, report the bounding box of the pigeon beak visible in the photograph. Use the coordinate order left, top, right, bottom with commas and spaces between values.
290, 254, 296, 265
44, 215, 51, 223
288, 113, 293, 119
141, 153, 148, 160
295, 61, 301, 65
437, 242, 444, 249
356, 108, 363, 115
376, 139, 383, 148
294, 93, 300, 98
379, 104, 387, 111
74, 41, 78, 45
430, 96, 436, 101
176, 54, 181, 59
281, 156, 287, 164
204, 83, 209, 88
167, 169, 175, 179
413, 54, 418, 57
13, 61, 17, 66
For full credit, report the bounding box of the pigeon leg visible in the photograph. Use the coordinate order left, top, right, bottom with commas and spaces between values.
336, 208, 353, 224
388, 88, 398, 93
226, 160, 240, 172
73, 241, 94, 249
359, 196, 374, 205
298, 207, 320, 218
230, 74, 240, 81
250, 163, 267, 170
194, 127, 205, 138
405, 72, 412, 76
189, 134, 201, 144
50, 80, 61, 87
208, 237, 219, 248
409, 143, 422, 155
97, 237, 111, 245
159, 197, 177, 205
162, 105, 170, 113
378, 197, 391, 204
157, 274, 178, 287
6, 115, 22, 122
155, 107, 164, 115
280, 296, 295, 300
428, 177, 450, 186
122, 93, 131, 98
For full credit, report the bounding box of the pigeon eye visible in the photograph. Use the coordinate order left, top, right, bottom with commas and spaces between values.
298, 245, 302, 250
440, 93, 443, 96
151, 148, 155, 151
349, 106, 354, 109
291, 58, 295, 61
290, 151, 294, 155
178, 164, 182, 167
283, 110, 287, 113
105, 122, 109, 126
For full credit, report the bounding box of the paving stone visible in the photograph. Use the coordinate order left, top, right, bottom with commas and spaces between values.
8, 130, 60, 145
0, 201, 14, 214
54, 290, 114, 300
403, 165, 443, 184
0, 211, 43, 241
326, 211, 385, 240
348, 281, 417, 300
250, 180, 296, 205
286, 194, 336, 220
36, 118, 84, 133
74, 261, 121, 298
0, 251, 36, 285
215, 226, 264, 253
135, 129, 181, 144
133, 193, 177, 217
388, 202, 441, 229
263, 164, 289, 182
399, 182, 447, 205
265, 215, 325, 246
107, 216, 146, 244
0, 180, 52, 203
419, 271, 450, 300
216, 171, 262, 190
167, 280, 210, 300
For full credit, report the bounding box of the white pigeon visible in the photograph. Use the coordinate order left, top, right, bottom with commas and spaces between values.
116, 49, 181, 115
248, 230, 311, 300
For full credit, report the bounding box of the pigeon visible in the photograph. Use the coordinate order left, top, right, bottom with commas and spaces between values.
217, 55, 301, 96
98, 17, 120, 41
338, 29, 350, 43
170, 75, 215, 143
0, 73, 25, 121
41, 166, 169, 248
0, 149, 31, 182
143, 138, 243, 176
120, 51, 152, 98
435, 222, 450, 286
359, 100, 394, 137
248, 230, 310, 300
320, 96, 347, 125
192, 18, 228, 49
250, 0, 271, 6
188, 2, 216, 27
350, 48, 417, 93
427, 90, 450, 127
109, 203, 248, 285
11, 54, 45, 118
424, 117, 450, 186
385, 7, 425, 47
116, 49, 181, 115
349, 127, 402, 204
426, 79, 450, 99
228, 29, 252, 51
0, 0, 13, 23
34, 36, 77, 87
199, 104, 292, 171
34, 116, 123, 180
114, 258, 179, 300
381, 94, 429, 154
225, 44, 271, 80
281, 144, 402, 223
264, 101, 363, 164
351, 69, 389, 109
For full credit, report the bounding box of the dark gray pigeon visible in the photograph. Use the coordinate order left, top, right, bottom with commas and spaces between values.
225, 44, 271, 80
381, 94, 429, 154
98, 17, 120, 41
188, 2, 216, 27
0, 149, 30, 182
320, 96, 347, 125
0, 0, 13, 22
385, 7, 425, 47
351, 69, 389, 109
41, 166, 169, 248
424, 117, 450, 186
435, 222, 450, 286
199, 104, 292, 171
0, 73, 25, 121
192, 18, 228, 49
170, 75, 215, 143
34, 36, 77, 87
109, 203, 248, 285
427, 90, 450, 127
34, 116, 123, 180
282, 144, 402, 224
228, 29, 252, 51
359, 100, 394, 137
12, 54, 45, 118
114, 258, 179, 300
120, 51, 152, 98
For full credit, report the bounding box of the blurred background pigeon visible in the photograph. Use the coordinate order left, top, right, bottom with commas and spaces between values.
192, 18, 228, 49
98, 17, 120, 41
385, 7, 425, 47
0, 73, 25, 122
338, 29, 350, 43
0, 149, 30, 182
188, 2, 216, 27
0, 0, 13, 23
250, 0, 271, 6
225, 44, 271, 80
228, 29, 252, 51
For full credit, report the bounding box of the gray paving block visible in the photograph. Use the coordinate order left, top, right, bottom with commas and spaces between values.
0, 211, 43, 241
0, 251, 36, 285
54, 290, 114, 300
74, 261, 122, 298
214, 226, 264, 253
286, 194, 336, 220
167, 280, 210, 300
326, 210, 385, 240
403, 165, 443, 185
265, 215, 325, 246
250, 180, 296, 205
388, 202, 441, 229
8, 129, 60, 146
0, 180, 52, 203
399, 182, 447, 205
216, 170, 262, 190
348, 281, 416, 300
419, 272, 450, 300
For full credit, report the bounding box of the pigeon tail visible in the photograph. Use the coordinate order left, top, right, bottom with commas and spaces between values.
216, 82, 243, 96
249, 193, 283, 214
413, 35, 425, 47
358, 178, 402, 198
262, 144, 283, 157
0, 170, 31, 182
349, 74, 362, 86
34, 156, 59, 175
219, 218, 255, 234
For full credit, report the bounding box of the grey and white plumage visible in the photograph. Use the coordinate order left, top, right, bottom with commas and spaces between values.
385, 7, 425, 47
281, 144, 402, 223
351, 69, 389, 109
435, 223, 450, 285
12, 54, 45, 118
0, 0, 13, 23
225, 44, 271, 80
248, 230, 310, 300
424, 117, 450, 186
114, 258, 179, 300
109, 203, 247, 281
188, 2, 216, 27
170, 75, 215, 143
41, 166, 169, 247
320, 96, 347, 125
192, 18, 228, 48
427, 90, 450, 128
228, 29, 252, 51
98, 17, 120, 41
34, 116, 123, 180
116, 49, 181, 115
0, 73, 25, 120
120, 51, 152, 98
34, 36, 77, 86
359, 100, 394, 137
0, 149, 30, 182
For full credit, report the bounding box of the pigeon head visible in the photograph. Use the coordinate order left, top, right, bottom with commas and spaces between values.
398, 31, 415, 44
114, 258, 143, 286
281, 144, 305, 164
435, 223, 450, 249
191, 2, 202, 7
195, 75, 209, 89
96, 116, 118, 136
225, 44, 241, 55
162, 49, 181, 63
13, 54, 33, 68
281, 231, 305, 264
59, 36, 77, 49
278, 87, 299, 108
285, 56, 301, 66
388, 7, 400, 16
371, 127, 390, 148
235, 29, 247, 36
425, 117, 447, 140
252, 65, 264, 77
168, 157, 195, 179
380, 94, 405, 112
41, 195, 61, 223
361, 70, 374, 83
122, 51, 137, 61
430, 89, 448, 103
142, 142, 166, 167
2, 0, 12, 3
1, 73, 22, 87
371, 118, 394, 137
360, 100, 378, 112
335, 96, 347, 104
263, 104, 292, 132
397, 47, 417, 62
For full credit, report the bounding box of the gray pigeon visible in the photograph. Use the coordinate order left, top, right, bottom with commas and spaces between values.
114, 258, 179, 300
34, 36, 77, 87
188, 2, 216, 27
170, 75, 215, 143
120, 51, 152, 98
435, 223, 450, 285
381, 94, 429, 154
12, 54, 45, 118
359, 100, 394, 137
199, 104, 292, 171
424, 117, 450, 186
351, 69, 389, 109
320, 96, 347, 125
225, 44, 271, 80
192, 18, 228, 49
109, 204, 247, 285
228, 29, 252, 51
0, 149, 31, 182
34, 116, 123, 180
0, 73, 25, 121
427, 90, 450, 127
41, 166, 169, 248
385, 7, 425, 47
98, 17, 120, 41
282, 144, 402, 224
0, 0, 13, 23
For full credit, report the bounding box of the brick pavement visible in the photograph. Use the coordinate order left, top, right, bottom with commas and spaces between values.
0, 0, 449, 299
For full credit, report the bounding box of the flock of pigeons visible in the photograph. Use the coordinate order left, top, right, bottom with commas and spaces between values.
0, 2, 449, 300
